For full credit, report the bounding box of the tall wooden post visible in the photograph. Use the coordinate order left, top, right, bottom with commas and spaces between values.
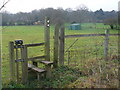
59, 25, 65, 66
53, 24, 60, 68
44, 17, 50, 61
104, 30, 109, 60
15, 47, 19, 83
21, 45, 28, 84
9, 41, 15, 81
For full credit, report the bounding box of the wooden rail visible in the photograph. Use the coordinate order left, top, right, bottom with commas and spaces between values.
15, 55, 45, 62
27, 55, 45, 61
64, 30, 119, 61
65, 34, 120, 38
25, 43, 44, 47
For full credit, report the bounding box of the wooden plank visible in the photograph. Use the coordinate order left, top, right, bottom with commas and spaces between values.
31, 67, 45, 73
40, 60, 53, 65
28, 64, 46, 73
15, 55, 45, 62
25, 43, 44, 47
15, 59, 24, 62
44, 17, 50, 61
59, 25, 65, 66
104, 30, 109, 60
53, 24, 60, 68
9, 41, 15, 81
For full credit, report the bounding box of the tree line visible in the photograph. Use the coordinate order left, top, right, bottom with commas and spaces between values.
1, 6, 118, 29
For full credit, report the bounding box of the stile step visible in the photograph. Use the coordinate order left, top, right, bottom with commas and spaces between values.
40, 60, 53, 65
28, 64, 46, 73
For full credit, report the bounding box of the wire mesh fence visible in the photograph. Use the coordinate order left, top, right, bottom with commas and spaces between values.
64, 36, 118, 64
63, 35, 119, 87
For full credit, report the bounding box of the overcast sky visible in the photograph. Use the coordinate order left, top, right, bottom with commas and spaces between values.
0, 0, 120, 13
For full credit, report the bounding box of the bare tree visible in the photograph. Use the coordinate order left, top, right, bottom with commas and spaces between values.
0, 0, 10, 11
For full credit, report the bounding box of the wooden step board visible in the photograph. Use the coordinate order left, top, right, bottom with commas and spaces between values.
40, 61, 53, 65
28, 64, 46, 73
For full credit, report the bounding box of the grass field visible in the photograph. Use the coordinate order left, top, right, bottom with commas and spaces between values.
1, 23, 119, 88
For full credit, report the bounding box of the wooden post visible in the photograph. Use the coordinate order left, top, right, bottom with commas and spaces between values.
68, 51, 70, 65
45, 65, 51, 78
59, 25, 65, 66
53, 24, 60, 68
9, 41, 15, 81
21, 45, 28, 84
15, 47, 19, 83
44, 17, 50, 61
104, 30, 109, 60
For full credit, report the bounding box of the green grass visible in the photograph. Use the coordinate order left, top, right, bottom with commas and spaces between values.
1, 23, 119, 88
3, 66, 85, 88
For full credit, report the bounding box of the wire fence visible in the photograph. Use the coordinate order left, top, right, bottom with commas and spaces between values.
63, 35, 119, 87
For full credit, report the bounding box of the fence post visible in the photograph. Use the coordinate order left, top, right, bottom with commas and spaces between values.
104, 30, 109, 60
68, 51, 70, 65
15, 47, 19, 83
21, 45, 28, 84
9, 41, 15, 81
44, 17, 50, 61
53, 24, 60, 68
59, 25, 65, 66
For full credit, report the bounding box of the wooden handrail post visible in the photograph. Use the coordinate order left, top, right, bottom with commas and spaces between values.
53, 24, 60, 68
44, 17, 50, 61
21, 45, 28, 84
59, 25, 65, 66
104, 30, 109, 60
15, 47, 19, 83
9, 41, 15, 81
